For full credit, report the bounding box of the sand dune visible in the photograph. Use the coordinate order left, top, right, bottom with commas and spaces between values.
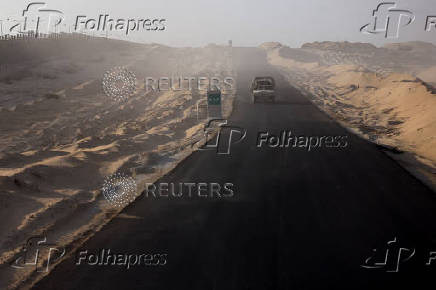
0, 37, 235, 289
263, 42, 436, 190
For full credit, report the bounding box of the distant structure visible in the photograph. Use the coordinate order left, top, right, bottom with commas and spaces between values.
227, 40, 233, 75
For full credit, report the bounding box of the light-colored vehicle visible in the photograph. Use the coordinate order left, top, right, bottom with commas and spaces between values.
250, 77, 275, 103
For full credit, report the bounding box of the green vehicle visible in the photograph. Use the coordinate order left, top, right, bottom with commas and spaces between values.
206, 86, 222, 118
207, 86, 222, 106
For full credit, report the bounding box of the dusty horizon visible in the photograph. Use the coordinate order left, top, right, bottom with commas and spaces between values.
1, 0, 436, 47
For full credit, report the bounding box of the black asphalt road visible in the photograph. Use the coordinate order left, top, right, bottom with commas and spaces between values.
34, 48, 436, 290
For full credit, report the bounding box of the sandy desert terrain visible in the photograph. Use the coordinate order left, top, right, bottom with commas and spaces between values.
0, 36, 234, 288
262, 41, 436, 190
1, 36, 435, 289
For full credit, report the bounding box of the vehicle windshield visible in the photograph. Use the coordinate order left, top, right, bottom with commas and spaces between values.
254, 80, 274, 90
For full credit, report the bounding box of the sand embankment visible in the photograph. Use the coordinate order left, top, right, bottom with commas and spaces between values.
262, 42, 436, 190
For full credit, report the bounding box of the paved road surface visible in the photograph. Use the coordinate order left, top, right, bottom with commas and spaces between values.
34, 48, 436, 290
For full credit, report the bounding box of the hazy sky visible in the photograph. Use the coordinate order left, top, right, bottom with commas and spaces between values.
1, 0, 435, 47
